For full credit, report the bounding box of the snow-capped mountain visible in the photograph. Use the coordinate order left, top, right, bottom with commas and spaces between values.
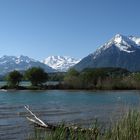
0, 55, 55, 75
74, 34, 140, 72
129, 36, 140, 46
43, 56, 80, 72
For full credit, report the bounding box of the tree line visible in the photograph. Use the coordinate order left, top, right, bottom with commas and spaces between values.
3, 66, 140, 90
63, 68, 140, 90
6, 67, 48, 88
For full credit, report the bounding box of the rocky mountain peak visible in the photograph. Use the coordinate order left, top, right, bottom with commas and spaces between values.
74, 34, 140, 72
43, 56, 80, 72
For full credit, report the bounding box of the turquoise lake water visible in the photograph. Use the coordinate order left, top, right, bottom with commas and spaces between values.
0, 90, 140, 139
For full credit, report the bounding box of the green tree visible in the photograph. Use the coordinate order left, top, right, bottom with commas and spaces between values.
7, 70, 23, 87
127, 73, 140, 89
80, 68, 107, 88
25, 67, 48, 86
66, 68, 79, 77
64, 69, 81, 88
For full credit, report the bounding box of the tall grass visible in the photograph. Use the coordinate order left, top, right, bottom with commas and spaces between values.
104, 110, 140, 140
29, 110, 140, 140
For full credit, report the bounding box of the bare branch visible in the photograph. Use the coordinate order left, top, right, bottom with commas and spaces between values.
24, 105, 48, 127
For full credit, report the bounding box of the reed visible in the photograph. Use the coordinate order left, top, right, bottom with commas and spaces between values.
29, 110, 140, 140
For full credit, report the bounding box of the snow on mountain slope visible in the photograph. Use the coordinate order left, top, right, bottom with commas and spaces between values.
43, 56, 80, 72
93, 34, 140, 59
74, 34, 140, 72
129, 36, 140, 46
0, 55, 55, 75
0, 55, 37, 64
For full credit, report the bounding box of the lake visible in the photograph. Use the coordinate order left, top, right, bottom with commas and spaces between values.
0, 90, 140, 140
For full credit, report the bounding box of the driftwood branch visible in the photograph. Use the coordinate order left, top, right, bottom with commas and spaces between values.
24, 105, 96, 133
24, 105, 50, 128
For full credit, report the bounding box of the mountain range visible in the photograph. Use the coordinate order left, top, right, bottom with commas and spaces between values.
0, 55, 55, 75
1, 34, 140, 75
43, 56, 80, 72
74, 34, 140, 72
0, 55, 80, 75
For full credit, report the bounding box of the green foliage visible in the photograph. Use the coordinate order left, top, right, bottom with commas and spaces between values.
30, 110, 140, 140
121, 73, 140, 89
64, 75, 82, 89
82, 67, 129, 78
80, 68, 108, 87
104, 110, 140, 140
64, 69, 81, 88
63, 67, 132, 89
66, 68, 80, 77
48, 72, 66, 81
132, 73, 140, 81
7, 70, 23, 87
25, 67, 48, 86
3, 67, 140, 90
30, 122, 101, 140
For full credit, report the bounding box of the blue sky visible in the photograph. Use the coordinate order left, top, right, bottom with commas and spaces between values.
0, 0, 140, 60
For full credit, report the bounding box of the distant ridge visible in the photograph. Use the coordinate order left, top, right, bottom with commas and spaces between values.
0, 55, 56, 75
43, 56, 80, 72
74, 34, 140, 72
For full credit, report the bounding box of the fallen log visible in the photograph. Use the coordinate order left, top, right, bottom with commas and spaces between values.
24, 105, 100, 134
24, 105, 57, 130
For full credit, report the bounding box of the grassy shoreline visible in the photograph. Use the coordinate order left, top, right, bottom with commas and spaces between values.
0, 86, 140, 91
0, 84, 139, 91
29, 110, 140, 140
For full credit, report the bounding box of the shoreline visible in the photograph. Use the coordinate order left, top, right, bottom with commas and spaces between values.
0, 85, 139, 91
